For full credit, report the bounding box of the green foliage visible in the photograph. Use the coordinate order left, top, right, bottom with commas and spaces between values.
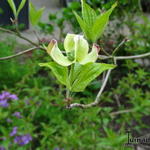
69, 63, 115, 92
16, 0, 27, 17
0, 0, 150, 150
39, 62, 69, 86
7, 0, 27, 19
125, 15, 150, 54
40, 62, 115, 92
0, 86, 131, 150
0, 38, 30, 90
7, 0, 17, 18
29, 2, 45, 26
86, 0, 141, 14
74, 0, 117, 42
38, 1, 81, 39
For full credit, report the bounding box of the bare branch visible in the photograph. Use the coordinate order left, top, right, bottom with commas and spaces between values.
114, 94, 121, 107
0, 27, 16, 34
112, 38, 129, 55
110, 109, 135, 117
115, 52, 150, 60
17, 32, 40, 47
0, 47, 45, 60
0, 27, 39, 47
67, 69, 112, 109
99, 52, 150, 60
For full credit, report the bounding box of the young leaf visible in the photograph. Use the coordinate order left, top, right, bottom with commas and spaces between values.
29, 2, 45, 26
7, 0, 17, 18
73, 11, 90, 39
74, 1, 117, 42
17, 0, 27, 17
81, 0, 97, 27
69, 63, 116, 92
39, 62, 69, 86
91, 2, 117, 42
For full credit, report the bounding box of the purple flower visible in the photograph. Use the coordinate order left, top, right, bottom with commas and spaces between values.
14, 134, 32, 146
9, 94, 18, 100
12, 112, 22, 118
0, 147, 5, 150
0, 91, 18, 108
0, 99, 9, 107
0, 91, 18, 101
0, 91, 10, 100
10, 127, 18, 136
54, 148, 64, 150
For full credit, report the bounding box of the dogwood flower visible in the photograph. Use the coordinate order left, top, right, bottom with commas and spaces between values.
46, 34, 100, 66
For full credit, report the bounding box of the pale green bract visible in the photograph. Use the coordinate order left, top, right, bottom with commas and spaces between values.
46, 33, 99, 66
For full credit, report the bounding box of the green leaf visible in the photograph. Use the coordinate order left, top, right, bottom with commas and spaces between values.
39, 62, 69, 86
74, 2, 117, 42
29, 2, 45, 26
7, 0, 17, 18
91, 2, 117, 42
69, 63, 116, 92
73, 11, 90, 39
17, 0, 27, 17
81, 0, 97, 27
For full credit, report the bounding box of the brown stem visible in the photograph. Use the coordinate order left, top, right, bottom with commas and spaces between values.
110, 109, 135, 117
0, 27, 39, 47
0, 47, 45, 60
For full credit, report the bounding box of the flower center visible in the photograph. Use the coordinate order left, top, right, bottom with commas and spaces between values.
67, 51, 75, 61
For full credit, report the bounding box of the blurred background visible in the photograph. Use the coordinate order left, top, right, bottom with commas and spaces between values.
0, 0, 150, 150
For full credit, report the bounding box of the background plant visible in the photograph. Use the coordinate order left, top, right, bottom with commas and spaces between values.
0, 0, 150, 150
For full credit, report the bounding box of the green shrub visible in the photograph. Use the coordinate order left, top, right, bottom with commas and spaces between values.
0, 38, 30, 89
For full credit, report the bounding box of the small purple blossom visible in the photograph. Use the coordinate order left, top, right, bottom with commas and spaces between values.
0, 91, 18, 107
12, 112, 22, 118
10, 127, 18, 137
0, 147, 5, 150
14, 134, 32, 146
54, 148, 64, 150
0, 99, 9, 107
9, 94, 18, 100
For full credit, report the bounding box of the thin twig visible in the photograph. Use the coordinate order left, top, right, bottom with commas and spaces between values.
0, 27, 16, 34
110, 109, 135, 117
112, 38, 129, 55
114, 94, 121, 107
67, 69, 112, 109
0, 47, 44, 60
98, 52, 150, 60
101, 47, 110, 56
115, 52, 150, 60
0, 27, 39, 47
17, 32, 39, 47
